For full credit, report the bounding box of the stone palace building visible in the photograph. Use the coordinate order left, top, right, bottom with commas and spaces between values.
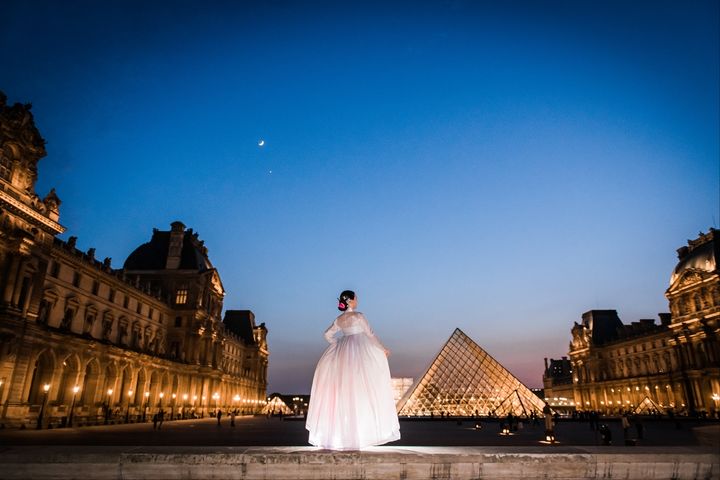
0, 93, 268, 427
544, 229, 720, 416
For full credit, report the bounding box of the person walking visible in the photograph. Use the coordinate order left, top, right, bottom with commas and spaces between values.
216, 409, 223, 427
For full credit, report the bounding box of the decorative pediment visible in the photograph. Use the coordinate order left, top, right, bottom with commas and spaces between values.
570, 322, 590, 350
209, 269, 225, 296
668, 268, 711, 294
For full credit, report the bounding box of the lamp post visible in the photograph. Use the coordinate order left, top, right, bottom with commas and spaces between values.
182, 394, 188, 419
143, 391, 150, 422
125, 390, 133, 423
36, 383, 50, 429
104, 389, 113, 425
68, 385, 79, 427
171, 393, 176, 421
213, 392, 219, 415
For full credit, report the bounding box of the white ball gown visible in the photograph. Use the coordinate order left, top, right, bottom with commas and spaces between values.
306, 308, 400, 450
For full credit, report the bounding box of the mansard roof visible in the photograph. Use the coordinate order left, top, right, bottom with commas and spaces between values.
123, 226, 213, 271
223, 310, 257, 345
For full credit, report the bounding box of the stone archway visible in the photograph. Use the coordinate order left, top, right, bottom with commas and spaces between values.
57, 354, 80, 405
80, 359, 101, 406
27, 349, 54, 405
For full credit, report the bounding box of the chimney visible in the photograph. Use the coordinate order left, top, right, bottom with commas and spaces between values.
166, 221, 185, 269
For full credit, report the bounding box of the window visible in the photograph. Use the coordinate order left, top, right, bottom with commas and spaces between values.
0, 155, 12, 181
109, 288, 116, 303
123, 296, 129, 309
49, 261, 60, 278
72, 272, 81, 288
61, 308, 74, 330
136, 302, 142, 314
175, 316, 182, 327
92, 280, 99, 296
148, 307, 154, 319
175, 288, 188, 305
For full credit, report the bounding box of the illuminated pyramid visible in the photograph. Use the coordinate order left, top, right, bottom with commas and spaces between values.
397, 328, 546, 417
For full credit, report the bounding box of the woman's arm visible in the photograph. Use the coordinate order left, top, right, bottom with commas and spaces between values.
323, 320, 341, 344
358, 313, 389, 355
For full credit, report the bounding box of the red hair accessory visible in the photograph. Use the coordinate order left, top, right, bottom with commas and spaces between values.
338, 302, 345, 308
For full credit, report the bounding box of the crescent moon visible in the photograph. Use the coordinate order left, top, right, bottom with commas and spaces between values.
258, 140, 265, 147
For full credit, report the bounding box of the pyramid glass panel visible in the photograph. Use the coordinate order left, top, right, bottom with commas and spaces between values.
397, 328, 546, 417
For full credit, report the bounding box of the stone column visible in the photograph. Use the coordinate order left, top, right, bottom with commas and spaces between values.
2, 256, 21, 305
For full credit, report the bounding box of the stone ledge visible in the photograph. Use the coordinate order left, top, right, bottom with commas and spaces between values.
0, 446, 717, 480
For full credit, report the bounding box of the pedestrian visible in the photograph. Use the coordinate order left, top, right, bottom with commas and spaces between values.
152, 412, 158, 430
230, 409, 236, 427
543, 404, 554, 440
216, 409, 222, 426
589, 410, 598, 431
599, 423, 612, 445
621, 412, 631, 441
158, 408, 165, 430
634, 415, 644, 439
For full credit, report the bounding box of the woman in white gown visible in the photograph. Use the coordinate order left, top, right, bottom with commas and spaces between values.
306, 290, 400, 450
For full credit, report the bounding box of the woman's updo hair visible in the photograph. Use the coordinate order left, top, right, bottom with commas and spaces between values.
337, 290, 356, 312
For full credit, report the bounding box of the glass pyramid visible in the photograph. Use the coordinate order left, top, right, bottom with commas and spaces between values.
633, 395, 663, 415
397, 328, 546, 417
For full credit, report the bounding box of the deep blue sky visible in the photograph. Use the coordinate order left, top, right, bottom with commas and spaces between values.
2, 0, 718, 392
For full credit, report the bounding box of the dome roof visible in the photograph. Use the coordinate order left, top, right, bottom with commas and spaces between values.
669, 229, 718, 286
123, 224, 213, 271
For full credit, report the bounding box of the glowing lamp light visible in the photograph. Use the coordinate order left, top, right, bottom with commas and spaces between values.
545, 434, 555, 443
183, 394, 188, 401
128, 390, 133, 397
73, 386, 80, 394
172, 393, 176, 399
159, 392, 164, 398
43, 384, 50, 393
144, 391, 150, 398
107, 389, 113, 395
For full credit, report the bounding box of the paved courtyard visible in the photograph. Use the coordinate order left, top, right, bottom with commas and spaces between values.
0, 416, 710, 447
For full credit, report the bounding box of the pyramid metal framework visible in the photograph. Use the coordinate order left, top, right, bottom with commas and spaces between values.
396, 328, 546, 417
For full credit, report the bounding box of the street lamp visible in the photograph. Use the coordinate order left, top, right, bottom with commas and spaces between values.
36, 383, 50, 429
143, 391, 150, 422
171, 393, 176, 420
68, 385, 80, 427
125, 390, 133, 423
104, 388, 113, 425
182, 394, 188, 419
202, 395, 206, 417
213, 392, 219, 413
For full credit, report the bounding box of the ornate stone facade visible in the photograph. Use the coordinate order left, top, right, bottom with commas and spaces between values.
562, 230, 720, 416
0, 93, 268, 427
